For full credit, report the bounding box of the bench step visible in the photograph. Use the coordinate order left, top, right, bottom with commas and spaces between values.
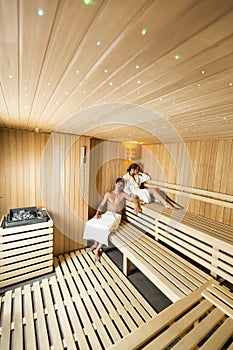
109, 280, 233, 350
0, 249, 157, 350
110, 220, 212, 302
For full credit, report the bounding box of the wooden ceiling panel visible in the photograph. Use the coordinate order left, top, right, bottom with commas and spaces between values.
0, 0, 233, 143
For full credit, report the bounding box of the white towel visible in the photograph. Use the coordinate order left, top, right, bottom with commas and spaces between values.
83, 211, 121, 246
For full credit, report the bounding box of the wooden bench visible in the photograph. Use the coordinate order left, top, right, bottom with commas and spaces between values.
108, 280, 233, 350
109, 200, 233, 302
0, 249, 157, 350
145, 179, 233, 209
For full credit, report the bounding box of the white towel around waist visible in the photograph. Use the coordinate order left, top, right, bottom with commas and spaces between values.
83, 211, 121, 246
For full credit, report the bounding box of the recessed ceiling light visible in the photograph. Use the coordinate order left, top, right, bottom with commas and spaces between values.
96, 40, 101, 46
37, 8, 44, 16
197, 83, 201, 87
109, 82, 113, 86
229, 82, 233, 86
48, 82, 51, 86
104, 69, 108, 73
8, 75, 13, 79
175, 54, 180, 60
141, 28, 148, 35
76, 70, 80, 74
83, 0, 93, 4
135, 65, 140, 69
201, 70, 205, 74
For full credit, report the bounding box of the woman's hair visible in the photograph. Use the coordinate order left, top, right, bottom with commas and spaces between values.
127, 163, 140, 173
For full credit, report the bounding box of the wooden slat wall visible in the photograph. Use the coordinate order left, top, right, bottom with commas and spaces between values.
142, 139, 233, 225
88, 139, 133, 218
0, 129, 232, 259
0, 128, 90, 256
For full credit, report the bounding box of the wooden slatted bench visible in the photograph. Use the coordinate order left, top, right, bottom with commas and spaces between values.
108, 280, 233, 350
109, 200, 233, 302
0, 249, 157, 350
145, 179, 233, 210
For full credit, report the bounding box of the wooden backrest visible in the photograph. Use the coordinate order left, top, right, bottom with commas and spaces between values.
145, 179, 233, 209
124, 201, 233, 284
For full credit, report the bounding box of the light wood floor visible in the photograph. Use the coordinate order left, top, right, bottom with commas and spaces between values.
0, 249, 157, 350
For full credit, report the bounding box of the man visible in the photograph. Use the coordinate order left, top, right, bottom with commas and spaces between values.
83, 178, 141, 261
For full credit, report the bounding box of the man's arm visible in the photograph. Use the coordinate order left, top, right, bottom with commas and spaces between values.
94, 192, 109, 218
124, 193, 141, 214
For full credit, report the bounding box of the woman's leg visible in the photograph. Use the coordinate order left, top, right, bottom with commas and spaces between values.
148, 188, 183, 209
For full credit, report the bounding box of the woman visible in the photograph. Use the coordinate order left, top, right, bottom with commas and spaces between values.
123, 163, 183, 209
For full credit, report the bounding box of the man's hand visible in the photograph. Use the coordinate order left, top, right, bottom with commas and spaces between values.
94, 212, 101, 219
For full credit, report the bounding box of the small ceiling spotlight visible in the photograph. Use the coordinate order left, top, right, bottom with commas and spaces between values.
37, 8, 44, 16
141, 28, 148, 36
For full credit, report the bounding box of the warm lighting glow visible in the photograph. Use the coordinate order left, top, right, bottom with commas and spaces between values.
141, 28, 148, 35
123, 142, 141, 161
84, 0, 94, 4
37, 8, 44, 16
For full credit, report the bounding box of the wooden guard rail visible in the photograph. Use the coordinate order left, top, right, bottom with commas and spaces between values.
145, 179, 233, 208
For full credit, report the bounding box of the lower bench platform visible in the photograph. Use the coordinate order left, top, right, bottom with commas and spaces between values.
109, 280, 233, 350
108, 200, 233, 303
0, 249, 157, 350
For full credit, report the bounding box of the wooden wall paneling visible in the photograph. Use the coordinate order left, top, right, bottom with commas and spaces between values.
15, 131, 23, 207
0, 129, 8, 214
41, 133, 91, 256
219, 138, 232, 224
203, 140, 214, 219
199, 141, 208, 217
168, 143, 178, 186
191, 140, 202, 215
33, 132, 40, 206
226, 140, 233, 225
23, 131, 31, 206
213, 140, 225, 222
64, 134, 72, 253
89, 139, 131, 218
9, 130, 18, 207
185, 142, 196, 212
28, 132, 36, 205
59, 133, 65, 254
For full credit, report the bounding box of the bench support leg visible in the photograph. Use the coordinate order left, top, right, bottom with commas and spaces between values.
123, 255, 131, 275
210, 246, 219, 278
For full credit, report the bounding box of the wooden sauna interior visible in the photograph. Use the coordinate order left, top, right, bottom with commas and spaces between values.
0, 0, 233, 256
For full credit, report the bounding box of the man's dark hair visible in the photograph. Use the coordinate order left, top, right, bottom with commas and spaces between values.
116, 177, 124, 184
